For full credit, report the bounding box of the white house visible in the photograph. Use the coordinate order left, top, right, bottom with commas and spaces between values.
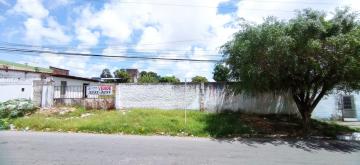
313, 92, 360, 121
0, 60, 99, 105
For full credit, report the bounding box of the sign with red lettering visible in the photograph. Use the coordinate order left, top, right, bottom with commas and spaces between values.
86, 85, 113, 95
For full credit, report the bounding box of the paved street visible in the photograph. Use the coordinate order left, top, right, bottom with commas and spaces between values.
0, 131, 359, 165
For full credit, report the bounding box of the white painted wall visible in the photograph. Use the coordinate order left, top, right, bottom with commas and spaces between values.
0, 70, 45, 102
116, 83, 298, 114
116, 84, 199, 110
313, 92, 360, 121
52, 77, 100, 99
203, 84, 297, 114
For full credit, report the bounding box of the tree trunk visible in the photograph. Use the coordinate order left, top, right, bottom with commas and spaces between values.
294, 100, 314, 133
300, 109, 312, 132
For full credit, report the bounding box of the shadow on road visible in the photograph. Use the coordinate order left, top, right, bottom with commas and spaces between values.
204, 112, 360, 153
212, 138, 360, 153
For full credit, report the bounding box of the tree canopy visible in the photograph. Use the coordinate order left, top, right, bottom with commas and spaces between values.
100, 69, 112, 78
138, 71, 160, 83
191, 76, 208, 83
221, 8, 360, 129
113, 69, 130, 83
159, 76, 180, 83
213, 63, 230, 82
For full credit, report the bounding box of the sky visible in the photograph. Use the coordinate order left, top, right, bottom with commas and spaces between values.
0, 0, 359, 81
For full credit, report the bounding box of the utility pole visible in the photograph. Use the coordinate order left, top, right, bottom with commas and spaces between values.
184, 78, 187, 125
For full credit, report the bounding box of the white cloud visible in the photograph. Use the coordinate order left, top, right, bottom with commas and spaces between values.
236, 0, 360, 23
73, 0, 234, 80
8, 0, 360, 80
24, 17, 71, 44
11, 0, 71, 44
12, 0, 49, 19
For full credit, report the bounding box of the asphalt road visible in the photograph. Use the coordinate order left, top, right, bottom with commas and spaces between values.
0, 131, 359, 165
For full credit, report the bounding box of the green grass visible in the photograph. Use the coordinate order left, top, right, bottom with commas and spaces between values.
12, 108, 252, 137
312, 120, 359, 137
11, 108, 357, 138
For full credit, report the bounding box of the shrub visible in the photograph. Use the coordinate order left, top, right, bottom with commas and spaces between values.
0, 99, 37, 118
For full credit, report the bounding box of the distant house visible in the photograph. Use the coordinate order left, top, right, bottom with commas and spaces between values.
0, 60, 99, 105
93, 69, 139, 83
125, 69, 139, 83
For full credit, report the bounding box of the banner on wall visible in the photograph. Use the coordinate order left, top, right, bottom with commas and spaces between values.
86, 85, 113, 95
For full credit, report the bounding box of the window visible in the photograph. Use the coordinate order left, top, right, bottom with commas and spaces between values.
21, 88, 25, 92
60, 81, 67, 95
343, 96, 353, 110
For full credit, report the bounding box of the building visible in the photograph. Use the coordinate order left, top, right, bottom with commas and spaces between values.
125, 69, 139, 83
0, 60, 99, 106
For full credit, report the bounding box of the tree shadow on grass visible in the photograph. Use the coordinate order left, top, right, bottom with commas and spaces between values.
204, 111, 360, 153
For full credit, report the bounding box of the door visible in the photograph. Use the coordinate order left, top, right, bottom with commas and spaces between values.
83, 83, 89, 98
342, 95, 357, 120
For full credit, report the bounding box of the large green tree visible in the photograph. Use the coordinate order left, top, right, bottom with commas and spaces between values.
221, 8, 360, 129
113, 69, 130, 83
213, 63, 230, 82
191, 76, 208, 83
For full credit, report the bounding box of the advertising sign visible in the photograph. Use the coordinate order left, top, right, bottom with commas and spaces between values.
86, 85, 113, 95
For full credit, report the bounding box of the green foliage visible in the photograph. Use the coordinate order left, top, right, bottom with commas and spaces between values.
113, 69, 131, 83
100, 69, 113, 78
221, 7, 360, 127
213, 63, 230, 82
138, 71, 160, 83
159, 76, 180, 83
191, 76, 208, 83
100, 68, 114, 83
0, 118, 10, 130
0, 99, 36, 119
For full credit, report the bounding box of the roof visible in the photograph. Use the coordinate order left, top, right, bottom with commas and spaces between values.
0, 60, 52, 73
52, 74, 99, 82
0, 59, 98, 82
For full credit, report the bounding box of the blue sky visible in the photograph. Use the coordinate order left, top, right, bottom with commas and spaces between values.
0, 0, 359, 81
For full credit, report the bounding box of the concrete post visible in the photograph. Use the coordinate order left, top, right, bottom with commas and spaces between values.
199, 82, 205, 112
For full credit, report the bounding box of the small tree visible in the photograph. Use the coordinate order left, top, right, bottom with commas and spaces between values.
191, 76, 208, 83
213, 63, 230, 82
221, 8, 360, 130
113, 69, 130, 83
138, 71, 160, 83
100, 68, 114, 83
159, 76, 180, 83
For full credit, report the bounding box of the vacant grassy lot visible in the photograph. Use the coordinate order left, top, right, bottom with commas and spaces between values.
12, 108, 357, 138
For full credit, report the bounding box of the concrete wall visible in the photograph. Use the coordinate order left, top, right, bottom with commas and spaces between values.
313, 92, 360, 121
116, 83, 298, 114
0, 70, 46, 102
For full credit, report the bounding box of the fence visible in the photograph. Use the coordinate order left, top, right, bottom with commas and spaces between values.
52, 85, 115, 109
116, 83, 298, 114
54, 85, 98, 99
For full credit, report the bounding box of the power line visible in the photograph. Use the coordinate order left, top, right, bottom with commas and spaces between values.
0, 47, 221, 63
0, 41, 223, 55
106, 1, 333, 11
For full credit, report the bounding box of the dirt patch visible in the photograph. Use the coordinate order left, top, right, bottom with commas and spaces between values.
38, 107, 77, 116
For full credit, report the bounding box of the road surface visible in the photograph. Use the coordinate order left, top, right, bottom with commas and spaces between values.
0, 131, 359, 165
